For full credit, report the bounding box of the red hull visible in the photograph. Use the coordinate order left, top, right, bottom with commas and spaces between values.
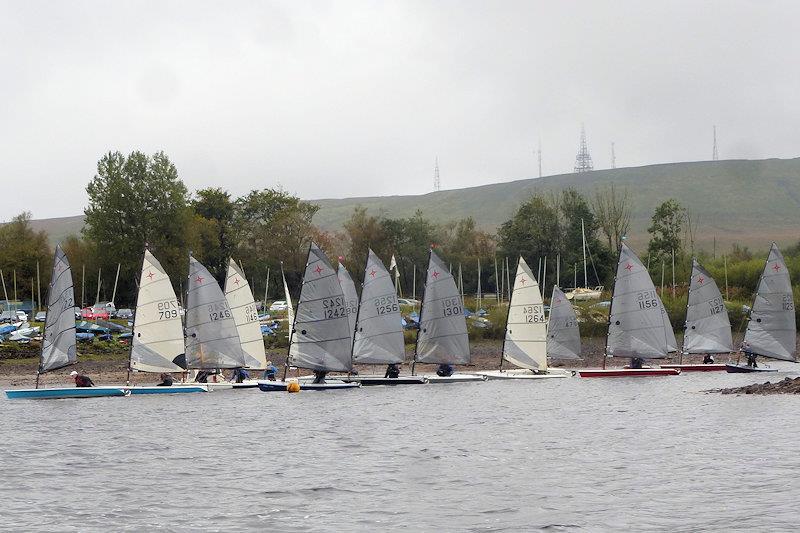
661, 364, 727, 372
579, 368, 681, 378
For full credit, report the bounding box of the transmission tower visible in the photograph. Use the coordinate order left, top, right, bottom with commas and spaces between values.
537, 139, 542, 177
574, 124, 594, 173
712, 125, 719, 161
611, 142, 616, 169
433, 156, 440, 191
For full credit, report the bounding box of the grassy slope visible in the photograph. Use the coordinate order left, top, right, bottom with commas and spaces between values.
311, 158, 800, 250
20, 158, 800, 251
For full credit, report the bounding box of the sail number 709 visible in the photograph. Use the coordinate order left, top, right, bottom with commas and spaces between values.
157, 300, 179, 320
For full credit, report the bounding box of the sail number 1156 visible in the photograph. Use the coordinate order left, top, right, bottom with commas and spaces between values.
636, 290, 658, 310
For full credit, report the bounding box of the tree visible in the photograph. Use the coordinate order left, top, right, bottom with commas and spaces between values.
191, 188, 237, 281
647, 199, 686, 261
343, 206, 387, 274
591, 184, 631, 251
0, 212, 51, 306
498, 194, 560, 268
83, 151, 191, 304
560, 188, 610, 286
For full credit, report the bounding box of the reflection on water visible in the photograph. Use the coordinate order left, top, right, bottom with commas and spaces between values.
2, 368, 800, 531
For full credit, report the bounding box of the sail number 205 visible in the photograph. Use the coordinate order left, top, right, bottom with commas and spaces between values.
636, 290, 658, 310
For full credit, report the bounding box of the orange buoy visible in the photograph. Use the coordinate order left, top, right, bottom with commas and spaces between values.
287, 381, 301, 393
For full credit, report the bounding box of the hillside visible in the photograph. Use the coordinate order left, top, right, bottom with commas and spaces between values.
311, 158, 800, 251
18, 158, 800, 251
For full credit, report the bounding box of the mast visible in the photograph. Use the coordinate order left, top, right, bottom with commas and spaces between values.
127, 248, 147, 385
581, 218, 588, 288
603, 241, 624, 369
680, 259, 693, 364
349, 250, 370, 365
498, 258, 519, 371
412, 248, 433, 375
283, 254, 302, 378
476, 258, 482, 313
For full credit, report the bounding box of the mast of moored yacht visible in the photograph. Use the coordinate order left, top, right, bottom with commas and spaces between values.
581, 218, 588, 288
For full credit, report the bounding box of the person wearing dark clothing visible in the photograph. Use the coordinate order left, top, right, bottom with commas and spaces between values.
385, 363, 401, 379
262, 361, 278, 381
70, 371, 94, 387
312, 370, 327, 384
630, 358, 644, 369
746, 352, 758, 368
231, 368, 250, 383
436, 364, 454, 377
195, 370, 212, 383
157, 373, 174, 386
703, 354, 715, 364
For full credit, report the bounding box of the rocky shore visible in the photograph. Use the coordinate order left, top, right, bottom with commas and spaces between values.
710, 376, 800, 395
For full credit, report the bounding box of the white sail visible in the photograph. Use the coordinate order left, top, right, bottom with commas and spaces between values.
281, 264, 294, 328
503, 257, 548, 370
742, 243, 796, 361
547, 286, 581, 360
224, 258, 267, 369
415, 249, 470, 364
352, 249, 405, 364
185, 256, 246, 369
130, 249, 186, 373
288, 243, 353, 372
683, 259, 733, 354
606, 243, 670, 359
39, 244, 77, 373
337, 262, 359, 341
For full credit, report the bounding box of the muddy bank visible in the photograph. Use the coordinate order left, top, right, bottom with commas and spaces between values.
709, 376, 800, 395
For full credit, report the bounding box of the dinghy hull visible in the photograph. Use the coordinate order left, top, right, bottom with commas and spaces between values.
5, 386, 130, 399
477, 369, 571, 380
126, 385, 207, 394
257, 380, 361, 391
341, 375, 428, 385
578, 368, 681, 378
661, 364, 727, 372
724, 364, 777, 373
422, 373, 487, 383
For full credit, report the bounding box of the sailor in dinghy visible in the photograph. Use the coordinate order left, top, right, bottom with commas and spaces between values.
726, 243, 796, 373
258, 242, 360, 391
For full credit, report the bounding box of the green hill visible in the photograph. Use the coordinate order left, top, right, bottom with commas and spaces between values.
20, 158, 800, 252
311, 158, 800, 251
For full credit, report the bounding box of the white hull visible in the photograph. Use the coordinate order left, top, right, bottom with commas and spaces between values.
565, 287, 603, 301
422, 373, 487, 383
476, 369, 571, 380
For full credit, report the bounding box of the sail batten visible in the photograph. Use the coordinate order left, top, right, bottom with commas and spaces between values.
185, 256, 246, 369
130, 250, 187, 373
288, 243, 353, 372
224, 258, 267, 369
742, 243, 796, 361
503, 257, 548, 370
39, 244, 77, 373
606, 243, 670, 359
547, 286, 582, 360
683, 259, 733, 354
352, 249, 405, 364
415, 250, 470, 364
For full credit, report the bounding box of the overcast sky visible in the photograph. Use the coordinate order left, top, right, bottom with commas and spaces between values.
2, 0, 799, 218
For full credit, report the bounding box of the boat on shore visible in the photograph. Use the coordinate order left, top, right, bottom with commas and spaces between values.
580, 242, 680, 378
726, 243, 796, 373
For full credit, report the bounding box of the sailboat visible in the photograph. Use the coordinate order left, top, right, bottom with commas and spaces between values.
6, 245, 128, 399
125, 248, 206, 394
726, 243, 796, 373
662, 259, 731, 372
579, 242, 680, 377
478, 257, 570, 380
565, 219, 603, 301
413, 249, 485, 383
184, 254, 247, 389
223, 258, 268, 388
547, 285, 582, 362
344, 249, 426, 385
337, 262, 359, 341
258, 243, 359, 391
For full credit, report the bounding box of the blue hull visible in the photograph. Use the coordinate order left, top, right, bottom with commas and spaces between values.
126, 385, 207, 395
257, 380, 360, 392
5, 386, 129, 399
725, 363, 778, 373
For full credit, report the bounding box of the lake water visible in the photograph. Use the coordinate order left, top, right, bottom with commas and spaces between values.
2, 368, 800, 532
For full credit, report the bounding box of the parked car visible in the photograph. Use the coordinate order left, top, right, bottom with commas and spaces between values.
96, 301, 117, 317
0, 310, 29, 322
397, 298, 420, 307
116, 308, 134, 319
269, 300, 289, 311
81, 307, 110, 320
34, 311, 47, 322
